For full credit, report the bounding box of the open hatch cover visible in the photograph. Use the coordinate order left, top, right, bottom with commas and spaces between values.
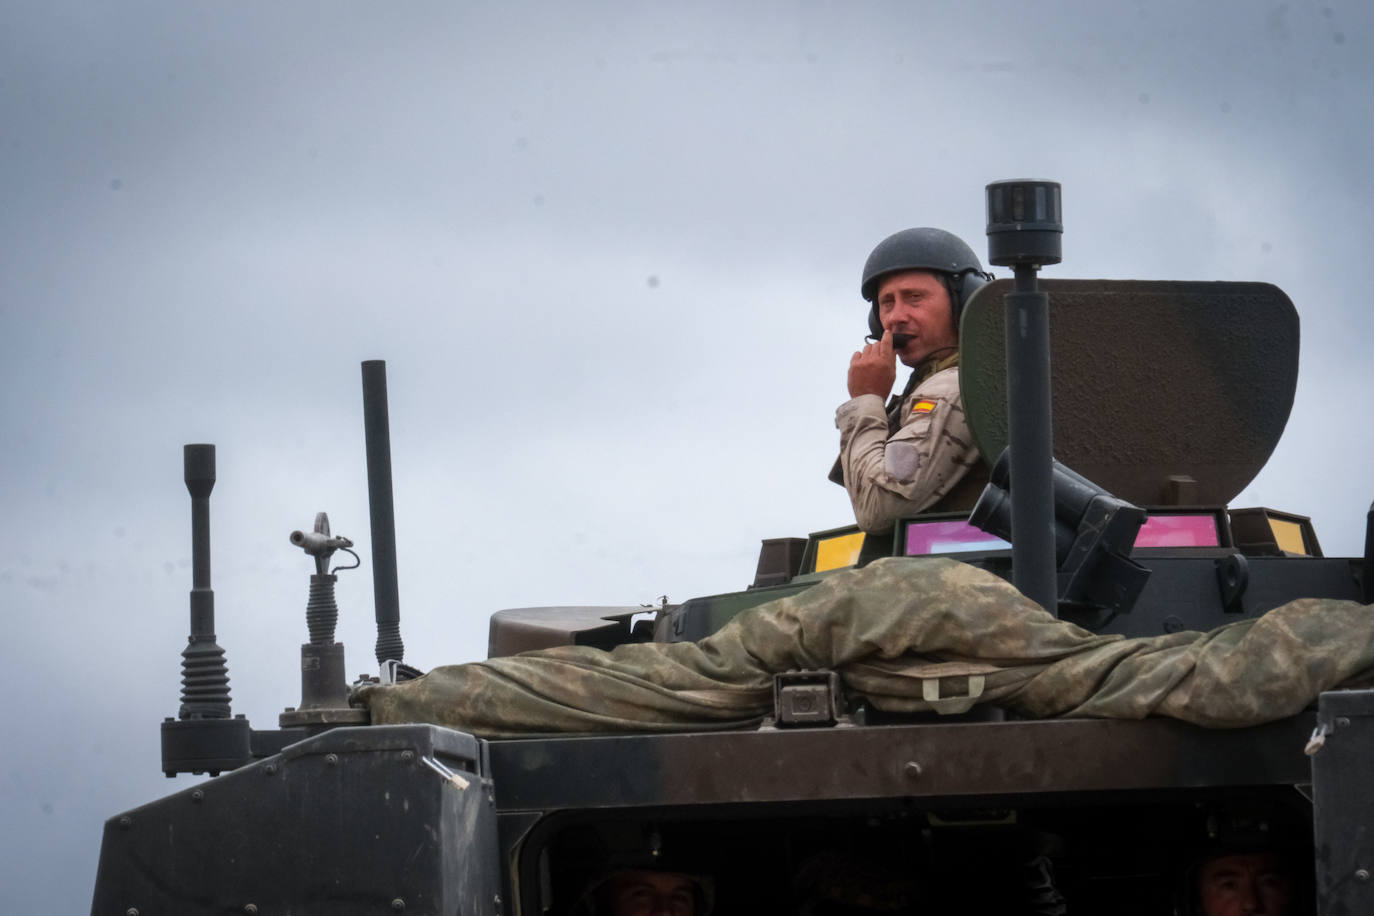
959, 279, 1299, 507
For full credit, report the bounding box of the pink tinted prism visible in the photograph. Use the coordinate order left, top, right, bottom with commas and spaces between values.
902, 513, 1220, 557
1132, 513, 1219, 548
903, 520, 1010, 556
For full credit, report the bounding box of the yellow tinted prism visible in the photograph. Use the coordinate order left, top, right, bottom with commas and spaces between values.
1270, 518, 1308, 555
815, 531, 865, 572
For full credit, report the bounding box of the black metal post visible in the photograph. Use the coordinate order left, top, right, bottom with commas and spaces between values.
361, 360, 404, 667
1005, 270, 1059, 613
986, 179, 1064, 615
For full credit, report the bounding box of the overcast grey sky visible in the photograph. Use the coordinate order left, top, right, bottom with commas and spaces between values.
2, 1, 1370, 910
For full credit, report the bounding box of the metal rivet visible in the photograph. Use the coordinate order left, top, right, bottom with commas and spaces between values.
325, 753, 339, 766
494, 894, 503, 905
1337, 717, 1352, 728
191, 789, 205, 803
905, 761, 922, 778
244, 904, 259, 914
118, 815, 133, 829
391, 898, 406, 911
1356, 868, 1370, 883
400, 750, 414, 763
264, 763, 277, 776
125, 908, 139, 916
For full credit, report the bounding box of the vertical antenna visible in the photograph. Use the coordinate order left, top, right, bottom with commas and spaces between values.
162, 444, 249, 776
179, 444, 232, 717
361, 360, 404, 667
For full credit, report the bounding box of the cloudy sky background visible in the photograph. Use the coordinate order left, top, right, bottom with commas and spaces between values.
2, 1, 1370, 910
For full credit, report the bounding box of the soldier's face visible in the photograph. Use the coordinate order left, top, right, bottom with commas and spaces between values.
609, 870, 698, 916
875, 270, 958, 367
1198, 853, 1293, 916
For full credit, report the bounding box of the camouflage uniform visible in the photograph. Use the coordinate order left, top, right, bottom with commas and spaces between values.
833, 352, 984, 532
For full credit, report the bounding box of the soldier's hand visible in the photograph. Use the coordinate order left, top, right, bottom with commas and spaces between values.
847, 330, 897, 399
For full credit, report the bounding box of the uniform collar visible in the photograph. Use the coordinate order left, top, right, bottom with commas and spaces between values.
910, 348, 960, 387
889, 347, 960, 412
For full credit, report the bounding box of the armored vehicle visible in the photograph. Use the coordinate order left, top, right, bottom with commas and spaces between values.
91, 182, 1374, 916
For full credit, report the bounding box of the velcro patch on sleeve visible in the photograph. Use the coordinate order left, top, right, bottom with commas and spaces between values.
911, 399, 937, 415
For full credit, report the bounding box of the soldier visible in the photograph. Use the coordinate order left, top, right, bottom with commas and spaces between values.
565, 825, 713, 916
1178, 806, 1308, 916
1195, 851, 1295, 916
831, 228, 994, 533
601, 869, 707, 916
571, 866, 712, 916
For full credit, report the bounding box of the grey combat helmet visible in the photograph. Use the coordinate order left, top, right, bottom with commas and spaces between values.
861, 227, 992, 339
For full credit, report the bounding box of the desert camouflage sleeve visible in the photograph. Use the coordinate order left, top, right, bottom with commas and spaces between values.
835, 367, 979, 532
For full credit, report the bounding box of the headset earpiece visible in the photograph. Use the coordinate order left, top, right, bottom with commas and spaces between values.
867, 302, 883, 340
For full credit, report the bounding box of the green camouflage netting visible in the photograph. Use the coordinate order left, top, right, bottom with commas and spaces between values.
354, 557, 1374, 737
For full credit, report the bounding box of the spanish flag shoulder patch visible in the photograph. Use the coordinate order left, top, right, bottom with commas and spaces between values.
911, 398, 937, 415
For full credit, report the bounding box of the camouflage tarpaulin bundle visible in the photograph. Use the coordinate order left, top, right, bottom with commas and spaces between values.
354, 557, 1374, 737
